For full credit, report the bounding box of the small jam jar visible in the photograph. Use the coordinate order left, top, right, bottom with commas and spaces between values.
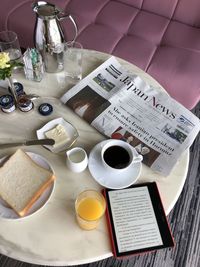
0, 94, 16, 113
17, 95, 34, 112
8, 82, 25, 97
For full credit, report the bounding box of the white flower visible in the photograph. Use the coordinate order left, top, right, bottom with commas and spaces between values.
0, 52, 10, 69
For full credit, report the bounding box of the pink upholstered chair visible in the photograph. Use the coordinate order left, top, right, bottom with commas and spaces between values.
1, 0, 200, 110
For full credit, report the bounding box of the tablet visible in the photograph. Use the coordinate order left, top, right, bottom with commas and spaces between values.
103, 182, 174, 258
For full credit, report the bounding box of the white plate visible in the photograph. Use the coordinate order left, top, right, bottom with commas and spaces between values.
36, 117, 79, 153
0, 152, 55, 220
88, 140, 142, 189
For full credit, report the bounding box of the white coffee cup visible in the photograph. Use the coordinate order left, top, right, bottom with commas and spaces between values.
66, 147, 88, 173
101, 139, 143, 172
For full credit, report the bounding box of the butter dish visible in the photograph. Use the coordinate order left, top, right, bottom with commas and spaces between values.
36, 117, 79, 153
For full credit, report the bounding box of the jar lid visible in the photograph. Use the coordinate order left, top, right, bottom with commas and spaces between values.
8, 82, 24, 97
38, 103, 53, 116
0, 94, 14, 107
14, 82, 24, 96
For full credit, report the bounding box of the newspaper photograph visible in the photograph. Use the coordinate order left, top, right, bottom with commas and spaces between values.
61, 56, 200, 176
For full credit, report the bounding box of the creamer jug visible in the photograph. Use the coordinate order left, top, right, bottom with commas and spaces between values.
33, 1, 77, 73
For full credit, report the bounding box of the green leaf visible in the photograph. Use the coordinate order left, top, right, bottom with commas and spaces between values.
0, 60, 24, 80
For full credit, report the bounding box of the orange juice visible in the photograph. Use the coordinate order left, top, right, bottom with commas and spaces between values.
77, 197, 104, 221
75, 190, 106, 230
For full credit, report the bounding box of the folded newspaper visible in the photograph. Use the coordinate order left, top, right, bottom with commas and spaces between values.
61, 56, 200, 176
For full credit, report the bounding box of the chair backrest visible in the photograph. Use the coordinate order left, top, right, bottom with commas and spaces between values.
118, 0, 200, 27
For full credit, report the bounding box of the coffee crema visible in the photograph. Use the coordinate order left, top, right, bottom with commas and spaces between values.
103, 145, 130, 169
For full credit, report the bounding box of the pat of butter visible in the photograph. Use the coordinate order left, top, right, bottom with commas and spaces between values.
45, 124, 69, 148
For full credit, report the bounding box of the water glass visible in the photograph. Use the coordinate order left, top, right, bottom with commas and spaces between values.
0, 31, 22, 62
63, 41, 82, 83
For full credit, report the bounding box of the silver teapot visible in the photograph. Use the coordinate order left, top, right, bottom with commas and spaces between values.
33, 1, 77, 73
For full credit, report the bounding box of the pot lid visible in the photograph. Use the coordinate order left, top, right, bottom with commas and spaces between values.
33, 1, 61, 18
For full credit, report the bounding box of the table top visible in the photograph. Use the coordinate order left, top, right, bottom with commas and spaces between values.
0, 50, 189, 266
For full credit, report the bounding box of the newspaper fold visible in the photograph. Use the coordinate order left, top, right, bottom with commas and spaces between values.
61, 56, 200, 176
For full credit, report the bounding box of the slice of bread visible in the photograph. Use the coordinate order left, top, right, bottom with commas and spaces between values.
0, 149, 56, 217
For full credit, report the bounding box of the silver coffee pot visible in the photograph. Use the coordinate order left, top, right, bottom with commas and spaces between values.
33, 1, 77, 73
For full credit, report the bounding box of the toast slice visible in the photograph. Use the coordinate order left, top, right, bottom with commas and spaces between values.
0, 149, 55, 217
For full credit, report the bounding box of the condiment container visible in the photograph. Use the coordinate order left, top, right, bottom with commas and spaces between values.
0, 94, 16, 113
8, 82, 25, 97
17, 95, 34, 112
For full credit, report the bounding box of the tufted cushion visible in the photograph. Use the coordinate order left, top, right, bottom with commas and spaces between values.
0, 0, 200, 109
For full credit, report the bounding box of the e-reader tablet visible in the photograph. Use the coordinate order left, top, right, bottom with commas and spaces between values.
103, 182, 174, 258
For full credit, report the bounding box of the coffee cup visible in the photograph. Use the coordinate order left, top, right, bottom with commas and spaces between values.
66, 147, 88, 173
101, 139, 143, 172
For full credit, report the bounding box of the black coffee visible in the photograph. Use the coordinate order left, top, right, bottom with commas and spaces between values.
103, 145, 130, 169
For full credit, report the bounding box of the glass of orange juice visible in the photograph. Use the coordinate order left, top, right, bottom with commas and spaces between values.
75, 190, 106, 230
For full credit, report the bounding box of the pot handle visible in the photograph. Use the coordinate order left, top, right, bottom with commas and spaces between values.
57, 14, 78, 42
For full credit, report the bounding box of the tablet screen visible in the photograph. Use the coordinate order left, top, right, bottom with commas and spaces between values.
104, 182, 174, 258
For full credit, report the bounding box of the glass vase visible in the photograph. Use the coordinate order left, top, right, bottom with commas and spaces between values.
7, 76, 18, 103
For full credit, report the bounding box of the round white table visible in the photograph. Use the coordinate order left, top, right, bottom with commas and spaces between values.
0, 50, 189, 265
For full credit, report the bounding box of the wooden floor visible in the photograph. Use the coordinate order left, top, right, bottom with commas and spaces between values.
0, 104, 199, 267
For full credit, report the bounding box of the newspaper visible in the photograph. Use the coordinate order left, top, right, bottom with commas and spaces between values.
61, 56, 200, 176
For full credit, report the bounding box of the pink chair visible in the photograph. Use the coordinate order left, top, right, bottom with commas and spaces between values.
1, 0, 200, 109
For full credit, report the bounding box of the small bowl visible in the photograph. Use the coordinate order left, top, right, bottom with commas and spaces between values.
36, 117, 79, 153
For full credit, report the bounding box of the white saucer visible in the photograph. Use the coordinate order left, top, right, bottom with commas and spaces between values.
88, 140, 142, 189
36, 117, 79, 153
0, 152, 55, 220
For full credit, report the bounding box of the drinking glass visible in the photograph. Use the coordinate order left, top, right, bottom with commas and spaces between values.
0, 31, 22, 62
75, 190, 106, 230
63, 41, 82, 83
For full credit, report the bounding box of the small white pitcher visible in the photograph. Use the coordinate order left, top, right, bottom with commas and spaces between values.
66, 147, 88, 173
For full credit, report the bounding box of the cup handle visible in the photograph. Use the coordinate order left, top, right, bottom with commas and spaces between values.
133, 154, 143, 163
